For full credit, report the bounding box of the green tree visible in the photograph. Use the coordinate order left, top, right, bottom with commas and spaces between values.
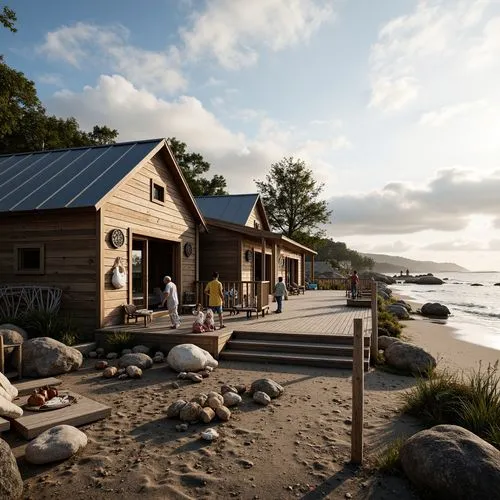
87, 125, 118, 145
167, 137, 228, 196
315, 238, 374, 271
0, 5, 16, 32
255, 156, 332, 243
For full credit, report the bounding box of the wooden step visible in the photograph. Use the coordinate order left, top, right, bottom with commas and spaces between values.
220, 350, 369, 370
226, 339, 369, 357
231, 331, 371, 346
0, 417, 10, 433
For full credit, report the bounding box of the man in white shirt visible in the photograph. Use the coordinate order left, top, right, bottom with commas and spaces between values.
163, 276, 180, 329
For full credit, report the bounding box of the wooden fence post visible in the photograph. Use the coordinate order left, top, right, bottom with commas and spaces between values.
351, 318, 364, 464
371, 281, 378, 364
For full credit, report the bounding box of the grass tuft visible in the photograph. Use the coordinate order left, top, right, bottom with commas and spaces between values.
375, 437, 406, 474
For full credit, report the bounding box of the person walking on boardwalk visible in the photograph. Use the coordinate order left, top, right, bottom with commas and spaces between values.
163, 276, 181, 329
350, 270, 360, 299
274, 276, 288, 313
204, 271, 225, 329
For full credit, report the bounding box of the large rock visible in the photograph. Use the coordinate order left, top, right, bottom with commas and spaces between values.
25, 425, 88, 464
421, 302, 451, 318
384, 340, 436, 375
250, 378, 284, 398
0, 438, 23, 499
0, 327, 25, 368
400, 425, 500, 500
387, 304, 410, 320
118, 353, 153, 370
359, 272, 396, 284
0, 395, 23, 418
0, 324, 28, 340
22, 337, 83, 377
166, 344, 218, 373
378, 335, 400, 350
415, 276, 444, 285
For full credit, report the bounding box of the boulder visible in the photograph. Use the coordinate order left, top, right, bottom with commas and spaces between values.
415, 276, 444, 285
25, 425, 88, 464
0, 438, 23, 500
0, 395, 22, 419
166, 344, 218, 373
494, 283, 500, 286
359, 272, 396, 284
421, 302, 451, 318
400, 425, 500, 500
384, 341, 436, 375
378, 290, 390, 300
22, 337, 83, 377
0, 372, 18, 400
378, 335, 400, 350
0, 329, 24, 355
387, 304, 410, 320
0, 324, 28, 340
118, 353, 153, 370
132, 345, 150, 354
394, 300, 411, 312
250, 378, 284, 399
471, 283, 483, 287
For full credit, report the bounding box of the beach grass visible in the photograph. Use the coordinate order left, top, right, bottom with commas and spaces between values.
375, 436, 406, 473
402, 362, 500, 448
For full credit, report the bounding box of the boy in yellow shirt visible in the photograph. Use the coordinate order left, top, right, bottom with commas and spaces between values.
204, 271, 225, 329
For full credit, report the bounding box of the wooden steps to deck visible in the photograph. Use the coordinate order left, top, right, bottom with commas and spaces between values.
220, 331, 370, 370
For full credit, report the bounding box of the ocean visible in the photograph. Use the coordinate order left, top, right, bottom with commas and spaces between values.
390, 272, 500, 352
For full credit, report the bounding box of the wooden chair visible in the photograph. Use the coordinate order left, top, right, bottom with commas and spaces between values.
123, 304, 153, 327
0, 335, 22, 380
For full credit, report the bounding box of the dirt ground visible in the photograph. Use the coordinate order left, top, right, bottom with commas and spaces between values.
6, 359, 424, 500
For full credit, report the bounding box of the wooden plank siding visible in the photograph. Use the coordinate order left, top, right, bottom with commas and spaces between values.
245, 204, 266, 230
199, 228, 240, 282
101, 153, 197, 327
0, 210, 98, 335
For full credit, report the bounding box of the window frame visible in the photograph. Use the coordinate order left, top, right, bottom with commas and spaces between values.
14, 244, 45, 275
150, 179, 166, 205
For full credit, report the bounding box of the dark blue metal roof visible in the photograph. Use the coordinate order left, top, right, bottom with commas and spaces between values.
0, 139, 163, 212
195, 194, 260, 226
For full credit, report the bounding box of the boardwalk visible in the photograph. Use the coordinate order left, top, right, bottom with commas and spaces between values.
100, 290, 372, 337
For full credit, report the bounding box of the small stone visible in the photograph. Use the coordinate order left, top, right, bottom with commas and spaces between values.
207, 393, 224, 410
121, 349, 132, 356
106, 352, 118, 360
223, 391, 242, 407
118, 374, 128, 380
253, 391, 271, 406
239, 459, 254, 469
177, 372, 188, 379
235, 384, 247, 394
215, 405, 231, 421
191, 393, 208, 406
117, 368, 126, 375
199, 370, 210, 378
95, 360, 108, 370
200, 407, 216, 423
171, 382, 180, 389
221, 384, 238, 394
167, 400, 187, 418
102, 367, 117, 378
176, 423, 189, 432
88, 351, 98, 358
126, 365, 142, 379
132, 345, 150, 354
96, 348, 105, 357
345, 494, 352, 499
201, 428, 219, 441
204, 366, 214, 372
187, 372, 203, 383
153, 355, 164, 364
180, 402, 202, 422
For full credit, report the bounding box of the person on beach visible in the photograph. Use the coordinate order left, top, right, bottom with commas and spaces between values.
274, 276, 288, 313
350, 270, 360, 299
163, 275, 180, 329
204, 272, 225, 329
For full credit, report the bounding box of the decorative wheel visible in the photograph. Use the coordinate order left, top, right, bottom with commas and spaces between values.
110, 229, 125, 249
244, 249, 253, 262
184, 242, 193, 257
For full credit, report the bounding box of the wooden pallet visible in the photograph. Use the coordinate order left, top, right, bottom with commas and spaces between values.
11, 391, 111, 439
14, 377, 62, 396
0, 417, 10, 432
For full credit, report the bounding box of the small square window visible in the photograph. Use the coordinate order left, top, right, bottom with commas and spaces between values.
15, 244, 45, 274
254, 221, 260, 230
151, 179, 166, 205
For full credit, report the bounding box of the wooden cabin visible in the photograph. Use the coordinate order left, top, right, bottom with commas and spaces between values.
0, 139, 206, 337
195, 194, 316, 286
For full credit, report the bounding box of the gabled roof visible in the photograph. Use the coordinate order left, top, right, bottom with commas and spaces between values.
205, 217, 317, 255
195, 193, 270, 230
0, 139, 207, 228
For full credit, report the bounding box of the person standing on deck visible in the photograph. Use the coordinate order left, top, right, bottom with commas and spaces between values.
349, 270, 360, 299
163, 276, 180, 329
274, 276, 288, 313
204, 272, 225, 329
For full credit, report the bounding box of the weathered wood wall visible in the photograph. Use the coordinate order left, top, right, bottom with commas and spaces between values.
199, 227, 240, 282
245, 204, 266, 229
0, 210, 98, 335
101, 152, 198, 326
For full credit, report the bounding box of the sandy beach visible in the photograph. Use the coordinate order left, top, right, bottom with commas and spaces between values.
4, 301, 500, 499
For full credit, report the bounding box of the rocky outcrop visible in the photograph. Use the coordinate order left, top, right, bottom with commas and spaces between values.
421, 302, 451, 318
22, 337, 83, 377
166, 344, 218, 373
25, 425, 88, 464
0, 438, 23, 499
400, 425, 500, 500
415, 276, 444, 285
384, 340, 436, 375
359, 271, 396, 284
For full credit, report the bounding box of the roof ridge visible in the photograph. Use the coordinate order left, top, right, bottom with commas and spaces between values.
0, 138, 164, 157
195, 193, 259, 199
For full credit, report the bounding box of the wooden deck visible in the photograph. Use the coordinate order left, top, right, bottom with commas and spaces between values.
96, 291, 372, 357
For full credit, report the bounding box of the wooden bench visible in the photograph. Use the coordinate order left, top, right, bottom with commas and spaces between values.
230, 305, 269, 318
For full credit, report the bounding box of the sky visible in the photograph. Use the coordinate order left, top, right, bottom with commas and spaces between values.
2, 0, 500, 271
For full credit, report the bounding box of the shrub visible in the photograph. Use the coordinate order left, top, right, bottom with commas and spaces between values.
107, 331, 135, 352
402, 363, 500, 449
375, 437, 406, 474
378, 310, 403, 337
24, 310, 79, 345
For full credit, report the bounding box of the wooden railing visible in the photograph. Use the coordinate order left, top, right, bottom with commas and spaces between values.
315, 278, 374, 294
194, 281, 270, 312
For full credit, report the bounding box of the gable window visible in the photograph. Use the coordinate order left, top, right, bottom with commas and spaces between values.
150, 179, 166, 205
15, 244, 45, 274
254, 221, 260, 230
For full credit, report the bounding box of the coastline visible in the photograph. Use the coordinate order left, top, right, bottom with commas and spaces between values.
396, 294, 500, 372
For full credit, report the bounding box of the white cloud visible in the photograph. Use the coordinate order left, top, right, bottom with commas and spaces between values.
328, 167, 500, 235
368, 0, 490, 112
180, 0, 334, 69
38, 23, 186, 94
37, 73, 64, 87
419, 100, 487, 127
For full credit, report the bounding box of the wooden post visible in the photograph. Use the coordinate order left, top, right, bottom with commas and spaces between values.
351, 318, 364, 465
371, 281, 378, 364
15, 344, 22, 380
0, 335, 4, 374
311, 254, 315, 282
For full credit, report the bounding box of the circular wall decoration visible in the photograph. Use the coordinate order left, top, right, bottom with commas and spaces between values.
110, 228, 125, 249
244, 249, 253, 262
184, 242, 193, 257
